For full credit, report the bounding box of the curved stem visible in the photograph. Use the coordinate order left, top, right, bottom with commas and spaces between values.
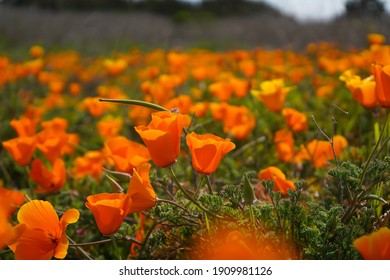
169, 166, 217, 217
99, 98, 169, 112
157, 198, 193, 215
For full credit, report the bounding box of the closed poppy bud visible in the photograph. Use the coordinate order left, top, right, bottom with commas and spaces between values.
2, 136, 36, 166
372, 63, 390, 108
242, 173, 257, 205
258, 166, 295, 195
353, 227, 390, 259
127, 163, 156, 213
8, 200, 79, 260
85, 193, 132, 235
135, 111, 190, 168
185, 132, 235, 175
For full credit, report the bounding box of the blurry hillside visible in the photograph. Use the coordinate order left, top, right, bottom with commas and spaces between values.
0, 0, 390, 52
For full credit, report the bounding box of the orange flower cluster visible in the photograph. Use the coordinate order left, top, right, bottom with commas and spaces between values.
86, 163, 156, 235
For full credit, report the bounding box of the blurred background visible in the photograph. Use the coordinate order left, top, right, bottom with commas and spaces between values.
0, 0, 389, 52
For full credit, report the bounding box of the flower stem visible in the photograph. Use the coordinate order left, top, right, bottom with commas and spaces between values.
169, 166, 215, 217
205, 175, 213, 194
99, 98, 169, 112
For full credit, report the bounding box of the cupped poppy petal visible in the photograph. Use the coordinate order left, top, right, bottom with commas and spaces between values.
85, 193, 132, 235
60, 208, 80, 230
186, 132, 235, 175
135, 127, 178, 167
17, 200, 59, 235
54, 233, 69, 259
127, 163, 156, 213
11, 225, 55, 260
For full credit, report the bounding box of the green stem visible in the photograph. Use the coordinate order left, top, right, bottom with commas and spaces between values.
358, 112, 389, 188
157, 198, 193, 215
248, 204, 256, 226
99, 98, 169, 112
68, 236, 93, 260
342, 111, 389, 224
169, 166, 215, 217
205, 175, 213, 194
68, 237, 141, 247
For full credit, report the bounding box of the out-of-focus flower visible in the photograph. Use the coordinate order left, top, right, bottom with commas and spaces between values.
186, 132, 235, 175
97, 116, 123, 139
192, 229, 294, 260
273, 129, 295, 163
29, 45, 45, 58
9, 200, 79, 260
340, 70, 378, 108
29, 159, 66, 193
2, 136, 36, 166
368, 33, 386, 46
251, 79, 292, 112
85, 193, 132, 235
282, 108, 308, 133
258, 166, 295, 195
104, 136, 151, 174
72, 150, 105, 180
0, 186, 25, 217
10, 117, 37, 137
353, 227, 390, 260
372, 63, 390, 108
135, 111, 190, 167
103, 58, 128, 76
295, 136, 348, 168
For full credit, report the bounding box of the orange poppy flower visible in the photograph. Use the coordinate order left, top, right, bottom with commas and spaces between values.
222, 105, 256, 140
368, 33, 386, 46
104, 136, 151, 174
8, 200, 79, 260
127, 163, 156, 213
273, 129, 295, 163
97, 116, 123, 139
0, 187, 25, 216
258, 166, 295, 195
208, 81, 234, 102
340, 71, 378, 108
251, 79, 292, 112
29, 45, 45, 58
0, 215, 12, 250
85, 193, 132, 235
185, 132, 236, 175
72, 150, 105, 180
29, 158, 66, 193
353, 227, 390, 259
2, 136, 36, 166
10, 117, 37, 137
282, 108, 308, 133
135, 111, 191, 168
35, 128, 68, 163
295, 136, 348, 168
372, 63, 390, 107
103, 58, 128, 76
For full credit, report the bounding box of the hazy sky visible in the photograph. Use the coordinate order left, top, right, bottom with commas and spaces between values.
180, 0, 390, 22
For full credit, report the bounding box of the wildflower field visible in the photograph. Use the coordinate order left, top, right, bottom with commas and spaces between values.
0, 33, 390, 260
